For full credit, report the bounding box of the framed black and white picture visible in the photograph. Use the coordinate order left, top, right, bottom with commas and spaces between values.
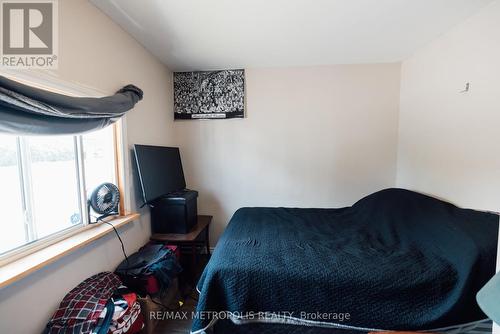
173, 69, 245, 120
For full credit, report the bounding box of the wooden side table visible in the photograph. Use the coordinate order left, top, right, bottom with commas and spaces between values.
150, 215, 212, 270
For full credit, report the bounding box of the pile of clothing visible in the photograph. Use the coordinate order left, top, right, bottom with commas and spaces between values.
44, 244, 181, 334
95, 286, 144, 334
44, 272, 144, 334
115, 243, 182, 297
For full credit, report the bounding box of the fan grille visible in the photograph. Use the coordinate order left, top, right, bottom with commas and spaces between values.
90, 183, 120, 215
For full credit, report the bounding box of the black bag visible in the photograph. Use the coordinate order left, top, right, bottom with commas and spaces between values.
115, 243, 181, 296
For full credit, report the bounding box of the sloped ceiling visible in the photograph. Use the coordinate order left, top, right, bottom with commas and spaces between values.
91, 0, 494, 71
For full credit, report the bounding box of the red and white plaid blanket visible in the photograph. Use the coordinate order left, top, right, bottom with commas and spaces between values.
45, 272, 122, 334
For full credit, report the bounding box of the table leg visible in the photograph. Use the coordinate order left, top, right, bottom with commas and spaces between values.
191, 243, 196, 271
205, 225, 211, 255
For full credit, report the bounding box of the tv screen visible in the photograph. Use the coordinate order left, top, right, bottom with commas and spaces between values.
133, 145, 186, 204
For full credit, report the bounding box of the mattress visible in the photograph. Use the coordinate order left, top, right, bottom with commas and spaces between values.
193, 189, 498, 333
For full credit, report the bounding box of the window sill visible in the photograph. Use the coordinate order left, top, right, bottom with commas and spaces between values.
0, 213, 140, 289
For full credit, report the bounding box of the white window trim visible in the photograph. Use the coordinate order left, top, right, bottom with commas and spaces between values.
0, 69, 132, 266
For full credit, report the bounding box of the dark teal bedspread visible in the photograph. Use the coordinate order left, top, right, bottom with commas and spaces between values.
194, 189, 498, 332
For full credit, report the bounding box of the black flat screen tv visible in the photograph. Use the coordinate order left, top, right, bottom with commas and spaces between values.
133, 145, 186, 204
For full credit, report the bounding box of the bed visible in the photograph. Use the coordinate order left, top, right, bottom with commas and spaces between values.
192, 189, 498, 334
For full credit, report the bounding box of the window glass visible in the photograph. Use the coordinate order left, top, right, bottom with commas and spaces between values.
82, 126, 116, 198
0, 125, 117, 257
26, 136, 81, 239
0, 135, 26, 254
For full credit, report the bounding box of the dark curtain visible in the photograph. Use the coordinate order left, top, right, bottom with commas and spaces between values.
0, 75, 143, 135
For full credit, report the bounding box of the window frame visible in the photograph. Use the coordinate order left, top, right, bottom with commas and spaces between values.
0, 71, 130, 267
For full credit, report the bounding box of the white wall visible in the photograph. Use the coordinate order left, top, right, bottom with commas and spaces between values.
397, 3, 500, 332
0, 1, 173, 333
174, 64, 401, 243
397, 0, 500, 211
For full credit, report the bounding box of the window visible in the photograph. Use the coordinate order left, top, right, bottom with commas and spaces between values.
0, 125, 117, 256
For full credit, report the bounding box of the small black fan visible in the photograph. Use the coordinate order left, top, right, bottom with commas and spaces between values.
88, 183, 120, 223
